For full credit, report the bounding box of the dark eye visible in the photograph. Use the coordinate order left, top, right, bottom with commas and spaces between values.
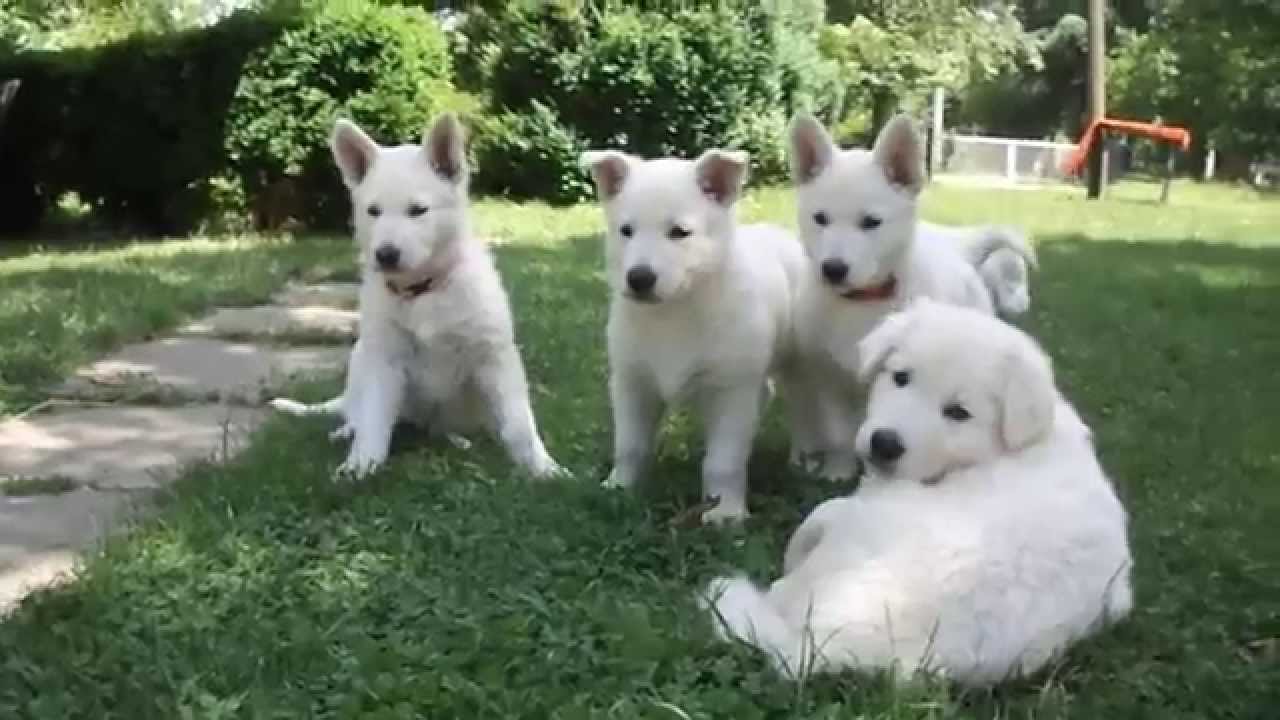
667, 225, 691, 240
942, 403, 971, 422
619, 223, 634, 238
892, 370, 910, 387
367, 204, 382, 218
813, 211, 830, 227
860, 214, 882, 231
407, 203, 428, 217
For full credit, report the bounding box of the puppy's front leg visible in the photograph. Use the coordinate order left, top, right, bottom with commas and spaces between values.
699, 383, 765, 524
335, 339, 406, 479
605, 370, 663, 489
477, 352, 563, 479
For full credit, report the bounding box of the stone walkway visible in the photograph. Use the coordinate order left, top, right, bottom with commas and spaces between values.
0, 282, 359, 613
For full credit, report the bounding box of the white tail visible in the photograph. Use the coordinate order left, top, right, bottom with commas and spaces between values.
269, 394, 344, 417
962, 226, 1036, 270
703, 576, 816, 678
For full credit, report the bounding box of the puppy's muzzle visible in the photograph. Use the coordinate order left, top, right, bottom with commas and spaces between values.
868, 428, 905, 468
821, 258, 849, 285
374, 244, 401, 271
625, 264, 658, 301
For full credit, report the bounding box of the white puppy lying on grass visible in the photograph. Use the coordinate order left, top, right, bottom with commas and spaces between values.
271, 114, 562, 480
580, 149, 808, 523
704, 299, 1133, 685
788, 113, 1037, 481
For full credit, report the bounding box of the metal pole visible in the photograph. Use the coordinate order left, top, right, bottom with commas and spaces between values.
1086, 0, 1107, 199
930, 88, 945, 177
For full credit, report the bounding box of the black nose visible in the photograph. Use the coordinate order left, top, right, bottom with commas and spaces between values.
375, 244, 400, 269
821, 259, 849, 284
626, 265, 657, 294
869, 428, 905, 464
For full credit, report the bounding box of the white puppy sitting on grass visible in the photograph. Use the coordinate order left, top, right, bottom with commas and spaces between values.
788, 113, 1037, 481
271, 114, 562, 480
704, 299, 1133, 685
580, 149, 809, 524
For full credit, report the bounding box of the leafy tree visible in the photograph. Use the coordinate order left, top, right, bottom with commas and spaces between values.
821, 1, 1032, 137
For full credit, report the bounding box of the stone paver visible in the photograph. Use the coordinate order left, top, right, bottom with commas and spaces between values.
1, 283, 352, 613
0, 404, 265, 490
272, 282, 360, 310
55, 336, 346, 404
180, 305, 357, 341
0, 488, 131, 613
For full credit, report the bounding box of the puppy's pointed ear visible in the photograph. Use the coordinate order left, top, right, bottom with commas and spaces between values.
872, 114, 924, 194
789, 113, 834, 184
855, 307, 915, 382
331, 119, 379, 188
694, 149, 749, 206
1000, 341, 1057, 451
423, 113, 467, 183
580, 150, 632, 200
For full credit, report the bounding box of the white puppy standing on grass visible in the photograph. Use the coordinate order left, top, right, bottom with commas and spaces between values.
704, 299, 1133, 685
580, 149, 809, 524
271, 114, 562, 480
788, 113, 1037, 480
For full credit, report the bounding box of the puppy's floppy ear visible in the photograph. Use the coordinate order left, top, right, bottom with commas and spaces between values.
872, 114, 924, 194
580, 150, 632, 200
855, 308, 915, 382
694, 149, 749, 206
331, 118, 379, 188
789, 112, 835, 184
1000, 340, 1057, 451
423, 112, 467, 183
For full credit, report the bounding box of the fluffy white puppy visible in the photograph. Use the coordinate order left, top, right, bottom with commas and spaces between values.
788, 114, 1036, 480
919, 221, 1034, 318
271, 114, 561, 479
704, 299, 1133, 685
581, 149, 808, 523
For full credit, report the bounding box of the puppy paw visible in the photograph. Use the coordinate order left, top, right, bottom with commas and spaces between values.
329, 423, 355, 442
269, 397, 306, 415
444, 433, 472, 450
602, 466, 637, 490
529, 455, 571, 480
334, 452, 382, 481
701, 498, 749, 525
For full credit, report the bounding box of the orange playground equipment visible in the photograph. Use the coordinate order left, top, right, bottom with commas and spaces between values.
1062, 117, 1192, 177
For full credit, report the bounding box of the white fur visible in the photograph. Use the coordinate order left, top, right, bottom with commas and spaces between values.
704, 299, 1133, 685
788, 115, 1036, 480
270, 115, 561, 480
581, 149, 809, 523
920, 222, 1034, 318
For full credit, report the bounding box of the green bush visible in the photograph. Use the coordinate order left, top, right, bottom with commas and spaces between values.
470, 1, 840, 203
224, 0, 465, 230
0, 12, 288, 235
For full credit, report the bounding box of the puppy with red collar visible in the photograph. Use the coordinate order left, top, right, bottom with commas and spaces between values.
787, 114, 1034, 481
271, 114, 562, 480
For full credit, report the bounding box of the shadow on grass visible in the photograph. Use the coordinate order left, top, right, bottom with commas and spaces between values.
1, 233, 1277, 717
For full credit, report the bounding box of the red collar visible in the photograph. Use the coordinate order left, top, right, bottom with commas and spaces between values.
382, 249, 461, 301
841, 275, 898, 302
385, 276, 438, 299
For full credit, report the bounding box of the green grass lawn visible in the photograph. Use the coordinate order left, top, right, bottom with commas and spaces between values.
2, 181, 1278, 718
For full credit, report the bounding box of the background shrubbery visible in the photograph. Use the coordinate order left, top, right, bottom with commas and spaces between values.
0, 0, 1275, 236
467, 1, 841, 204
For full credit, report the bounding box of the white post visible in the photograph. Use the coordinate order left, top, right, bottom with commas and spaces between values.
1005, 142, 1017, 182
1204, 146, 1216, 181
930, 88, 944, 176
